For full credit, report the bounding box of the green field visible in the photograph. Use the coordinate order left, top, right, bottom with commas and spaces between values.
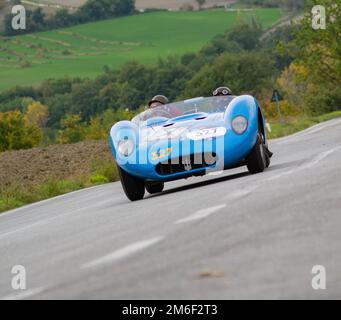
0, 8, 282, 91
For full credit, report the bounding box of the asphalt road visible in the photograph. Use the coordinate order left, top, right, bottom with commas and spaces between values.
1, 119, 341, 300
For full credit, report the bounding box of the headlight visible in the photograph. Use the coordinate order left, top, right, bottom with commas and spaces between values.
232, 116, 248, 134
118, 138, 134, 157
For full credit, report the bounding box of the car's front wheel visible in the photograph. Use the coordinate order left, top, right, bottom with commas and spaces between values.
117, 166, 145, 201
146, 183, 164, 194
246, 134, 267, 174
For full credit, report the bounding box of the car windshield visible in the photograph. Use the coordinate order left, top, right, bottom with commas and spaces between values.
132, 96, 236, 125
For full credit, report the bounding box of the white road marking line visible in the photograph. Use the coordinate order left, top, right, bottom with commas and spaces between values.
265, 147, 340, 182
175, 204, 226, 224
1, 288, 44, 300
81, 237, 164, 270
266, 169, 294, 182
300, 147, 340, 169
0, 215, 69, 239
221, 186, 258, 201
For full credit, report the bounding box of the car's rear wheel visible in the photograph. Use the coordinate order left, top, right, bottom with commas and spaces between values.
246, 133, 267, 174
146, 183, 164, 194
117, 166, 145, 201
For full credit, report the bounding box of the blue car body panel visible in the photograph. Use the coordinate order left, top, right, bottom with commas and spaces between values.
110, 95, 265, 182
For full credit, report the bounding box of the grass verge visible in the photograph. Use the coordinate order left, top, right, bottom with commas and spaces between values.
268, 111, 341, 139
0, 159, 119, 213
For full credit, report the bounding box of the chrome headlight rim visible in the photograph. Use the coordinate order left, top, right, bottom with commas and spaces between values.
232, 116, 248, 135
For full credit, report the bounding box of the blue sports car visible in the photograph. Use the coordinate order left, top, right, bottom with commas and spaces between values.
110, 95, 272, 201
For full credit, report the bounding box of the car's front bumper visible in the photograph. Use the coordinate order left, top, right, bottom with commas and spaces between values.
113, 128, 258, 182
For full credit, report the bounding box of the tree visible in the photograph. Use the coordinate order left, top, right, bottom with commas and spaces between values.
0, 111, 42, 152
32, 7, 45, 26
276, 63, 309, 114
77, 0, 135, 22
282, 0, 341, 112
287, 0, 340, 86
101, 108, 135, 132
181, 52, 275, 99
69, 80, 102, 121
57, 114, 86, 144
25, 101, 49, 128
85, 117, 106, 140
228, 18, 263, 51
52, 8, 74, 28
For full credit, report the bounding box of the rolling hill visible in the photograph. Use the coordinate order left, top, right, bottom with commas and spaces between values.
0, 8, 282, 91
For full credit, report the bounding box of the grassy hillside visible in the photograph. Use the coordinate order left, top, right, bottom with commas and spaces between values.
0, 8, 282, 91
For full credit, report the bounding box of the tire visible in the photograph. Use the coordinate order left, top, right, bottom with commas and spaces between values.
146, 183, 164, 194
246, 134, 267, 174
117, 166, 145, 201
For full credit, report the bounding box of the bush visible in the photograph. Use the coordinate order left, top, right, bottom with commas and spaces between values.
90, 159, 118, 183
90, 174, 109, 184
0, 110, 43, 152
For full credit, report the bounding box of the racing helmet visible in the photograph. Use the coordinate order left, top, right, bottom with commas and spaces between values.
213, 87, 232, 97
148, 95, 169, 107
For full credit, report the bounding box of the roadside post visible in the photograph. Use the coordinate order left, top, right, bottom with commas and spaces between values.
271, 89, 284, 123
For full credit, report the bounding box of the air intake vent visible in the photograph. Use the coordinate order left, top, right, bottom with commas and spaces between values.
156, 153, 217, 175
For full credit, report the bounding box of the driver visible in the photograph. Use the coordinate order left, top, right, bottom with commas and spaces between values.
212, 87, 274, 160
147, 95, 182, 118
148, 95, 169, 108
212, 86, 234, 112
213, 86, 233, 97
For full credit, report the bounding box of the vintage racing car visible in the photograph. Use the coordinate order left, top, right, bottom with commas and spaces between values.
110, 95, 272, 201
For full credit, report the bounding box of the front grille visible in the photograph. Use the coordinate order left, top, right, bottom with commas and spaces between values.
156, 152, 217, 176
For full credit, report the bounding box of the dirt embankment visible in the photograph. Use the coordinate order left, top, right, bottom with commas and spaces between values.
0, 140, 114, 188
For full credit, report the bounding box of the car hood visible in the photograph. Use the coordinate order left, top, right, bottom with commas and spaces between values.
140, 113, 226, 142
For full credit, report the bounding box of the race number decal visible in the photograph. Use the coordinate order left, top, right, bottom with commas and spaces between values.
187, 127, 226, 141
151, 148, 173, 161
